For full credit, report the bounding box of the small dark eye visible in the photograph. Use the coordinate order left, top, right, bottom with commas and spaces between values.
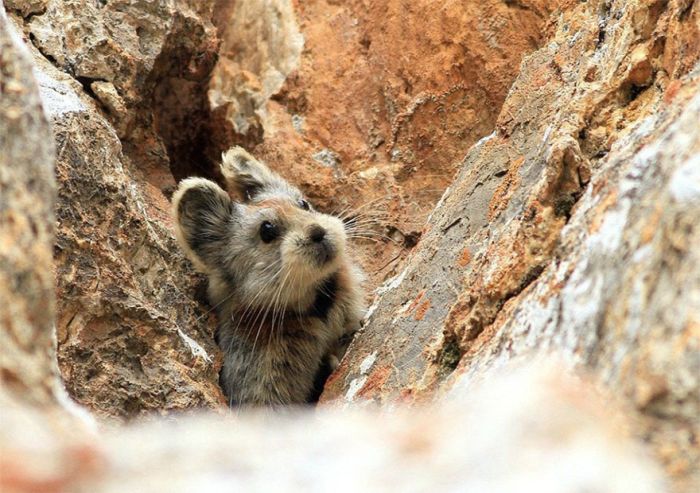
298, 199, 310, 211
259, 221, 279, 243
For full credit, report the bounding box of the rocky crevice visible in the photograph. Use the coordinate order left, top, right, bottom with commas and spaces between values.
1, 0, 569, 420
1, 0, 699, 490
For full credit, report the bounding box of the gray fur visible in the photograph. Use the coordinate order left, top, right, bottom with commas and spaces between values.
172, 147, 365, 407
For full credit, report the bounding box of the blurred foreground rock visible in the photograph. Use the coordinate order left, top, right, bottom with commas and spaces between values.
0, 1, 58, 410
1, 360, 669, 493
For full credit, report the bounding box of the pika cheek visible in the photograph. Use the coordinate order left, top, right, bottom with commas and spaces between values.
326, 225, 347, 247
325, 218, 345, 236
280, 236, 301, 263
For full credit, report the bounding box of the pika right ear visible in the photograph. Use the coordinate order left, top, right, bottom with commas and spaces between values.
220, 146, 287, 201
172, 178, 233, 273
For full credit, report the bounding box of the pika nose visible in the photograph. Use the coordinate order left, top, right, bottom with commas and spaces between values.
309, 225, 326, 243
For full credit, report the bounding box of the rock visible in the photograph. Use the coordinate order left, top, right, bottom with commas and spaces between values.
0, 4, 57, 410
323, 0, 700, 489
90, 81, 129, 137
45, 56, 224, 419
14, 0, 221, 181
6, 3, 226, 419
5, 0, 46, 17
0, 362, 668, 493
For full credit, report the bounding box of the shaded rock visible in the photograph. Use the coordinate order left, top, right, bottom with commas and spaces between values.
5, 0, 46, 17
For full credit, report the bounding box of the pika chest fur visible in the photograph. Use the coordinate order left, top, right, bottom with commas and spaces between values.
172, 147, 365, 406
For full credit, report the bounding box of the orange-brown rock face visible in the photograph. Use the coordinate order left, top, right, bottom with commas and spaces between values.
212, 0, 567, 283
323, 0, 700, 489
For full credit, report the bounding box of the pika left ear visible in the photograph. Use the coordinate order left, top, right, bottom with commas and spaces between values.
172, 177, 234, 274
220, 146, 289, 201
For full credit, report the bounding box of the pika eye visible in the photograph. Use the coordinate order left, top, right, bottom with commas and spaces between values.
298, 199, 310, 211
259, 221, 279, 243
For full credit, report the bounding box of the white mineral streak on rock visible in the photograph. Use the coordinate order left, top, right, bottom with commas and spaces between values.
177, 329, 212, 363
359, 351, 378, 374
364, 266, 410, 321
345, 351, 378, 402
344, 375, 368, 402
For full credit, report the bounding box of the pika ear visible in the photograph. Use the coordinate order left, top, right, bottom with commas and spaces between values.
220, 146, 287, 201
172, 177, 234, 273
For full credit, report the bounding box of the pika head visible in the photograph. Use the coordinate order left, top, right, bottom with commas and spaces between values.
172, 147, 365, 406
173, 147, 348, 309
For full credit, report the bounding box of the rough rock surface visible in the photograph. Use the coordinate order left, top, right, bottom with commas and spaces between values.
212, 0, 569, 283
323, 0, 700, 489
6, 1, 225, 419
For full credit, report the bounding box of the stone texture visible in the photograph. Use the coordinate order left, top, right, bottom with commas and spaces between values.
323, 0, 700, 489
13, 0, 222, 183
211, 0, 569, 284
6, 2, 226, 420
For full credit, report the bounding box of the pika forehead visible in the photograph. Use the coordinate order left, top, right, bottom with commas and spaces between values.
250, 197, 313, 220
254, 197, 295, 213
